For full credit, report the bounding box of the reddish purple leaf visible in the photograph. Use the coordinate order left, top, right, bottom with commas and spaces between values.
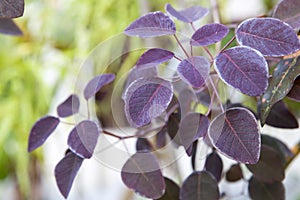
155, 177, 179, 200
136, 48, 174, 68
28, 116, 60, 152
84, 73, 115, 100
124, 11, 176, 38
208, 107, 260, 164
68, 120, 100, 159
177, 56, 210, 88
180, 171, 220, 200
226, 164, 243, 182
124, 77, 173, 127
288, 76, 300, 102
273, 0, 300, 29
191, 23, 229, 46
121, 152, 165, 199
204, 151, 223, 182
236, 18, 300, 56
215, 46, 268, 96
0, 0, 24, 18
0, 18, 22, 36
57, 94, 80, 118
55, 151, 84, 199
165, 4, 209, 23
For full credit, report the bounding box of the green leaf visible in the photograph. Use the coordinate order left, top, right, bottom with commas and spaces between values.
259, 56, 300, 125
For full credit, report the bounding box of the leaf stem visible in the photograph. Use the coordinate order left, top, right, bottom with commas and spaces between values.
219, 36, 236, 53
210, 0, 221, 52
173, 34, 190, 58
190, 22, 197, 32
87, 101, 90, 120
174, 55, 183, 61
285, 141, 300, 168
60, 121, 76, 126
208, 76, 224, 113
202, 46, 214, 61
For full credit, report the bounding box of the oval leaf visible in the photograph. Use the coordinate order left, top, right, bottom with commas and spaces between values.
177, 56, 210, 88
165, 4, 209, 23
287, 76, 300, 101
124, 77, 173, 127
236, 17, 300, 56
156, 177, 180, 200
136, 48, 174, 68
273, 0, 300, 29
180, 171, 220, 200
84, 73, 115, 100
226, 164, 243, 182
55, 151, 84, 199
215, 46, 268, 96
28, 116, 60, 152
68, 120, 100, 159
0, 18, 22, 36
208, 107, 260, 164
121, 152, 165, 199
204, 151, 223, 182
0, 0, 24, 18
191, 23, 229, 46
57, 94, 80, 118
124, 11, 176, 38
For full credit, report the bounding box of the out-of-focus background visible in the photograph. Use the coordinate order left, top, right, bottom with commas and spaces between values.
0, 0, 299, 199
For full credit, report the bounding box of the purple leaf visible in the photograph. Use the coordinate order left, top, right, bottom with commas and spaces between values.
0, 0, 24, 18
180, 171, 220, 200
136, 138, 153, 152
204, 151, 223, 182
273, 0, 300, 29
0, 18, 22, 36
121, 152, 165, 199
84, 73, 115, 100
156, 126, 167, 149
167, 112, 181, 146
124, 11, 176, 38
165, 4, 209, 23
215, 46, 268, 96
68, 120, 100, 159
208, 107, 260, 164
177, 56, 210, 88
178, 88, 196, 116
28, 116, 60, 152
191, 23, 229, 46
236, 17, 300, 56
57, 94, 80, 118
55, 151, 84, 199
155, 177, 179, 200
226, 164, 243, 182
287, 76, 300, 102
124, 77, 173, 127
177, 112, 209, 155
136, 48, 174, 68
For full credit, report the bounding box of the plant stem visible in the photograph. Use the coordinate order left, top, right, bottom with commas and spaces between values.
210, 0, 221, 52
190, 22, 197, 31
202, 46, 214, 61
219, 36, 236, 53
87, 101, 90, 119
208, 76, 224, 113
173, 34, 190, 58
174, 55, 183, 61
285, 141, 300, 168
60, 121, 76, 126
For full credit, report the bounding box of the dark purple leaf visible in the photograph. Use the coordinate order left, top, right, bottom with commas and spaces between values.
191, 23, 229, 46
191, 141, 198, 170
57, 94, 80, 118
167, 112, 181, 146
247, 145, 285, 183
136, 138, 153, 152
180, 171, 220, 200
156, 126, 167, 149
28, 116, 60, 152
177, 56, 210, 88
177, 112, 209, 155
165, 4, 209, 23
265, 100, 298, 129
0, 18, 22, 36
208, 107, 260, 164
121, 152, 165, 199
155, 177, 179, 200
84, 73, 115, 100
236, 17, 300, 56
68, 120, 100, 159
273, 0, 300, 29
215, 46, 268, 96
248, 177, 285, 200
54, 151, 84, 199
287, 76, 300, 101
124, 11, 176, 38
124, 77, 173, 127
0, 0, 24, 18
136, 48, 174, 68
225, 164, 243, 182
259, 57, 300, 125
204, 151, 223, 182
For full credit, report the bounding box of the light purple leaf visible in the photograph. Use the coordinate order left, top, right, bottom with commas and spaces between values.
0, 0, 24, 18
68, 120, 100, 159
191, 23, 229, 46
0, 18, 22, 36
177, 56, 210, 88
121, 152, 165, 199
124, 77, 173, 128
273, 0, 300, 29
136, 48, 174, 68
55, 151, 84, 199
84, 73, 115, 100
204, 151, 223, 182
124, 11, 176, 38
28, 116, 60, 152
57, 94, 80, 118
208, 107, 260, 164
215, 46, 268, 96
180, 171, 220, 200
236, 17, 300, 56
165, 4, 209, 23
177, 112, 209, 155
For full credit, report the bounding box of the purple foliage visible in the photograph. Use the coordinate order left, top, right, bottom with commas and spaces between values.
57, 94, 80, 118
273, 0, 300, 29
136, 48, 174, 68
0, 0, 24, 18
0, 18, 22, 35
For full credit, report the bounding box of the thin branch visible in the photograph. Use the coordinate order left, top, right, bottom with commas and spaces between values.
202, 46, 214, 61
174, 55, 183, 61
208, 76, 224, 113
174, 34, 190, 58
219, 36, 236, 53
